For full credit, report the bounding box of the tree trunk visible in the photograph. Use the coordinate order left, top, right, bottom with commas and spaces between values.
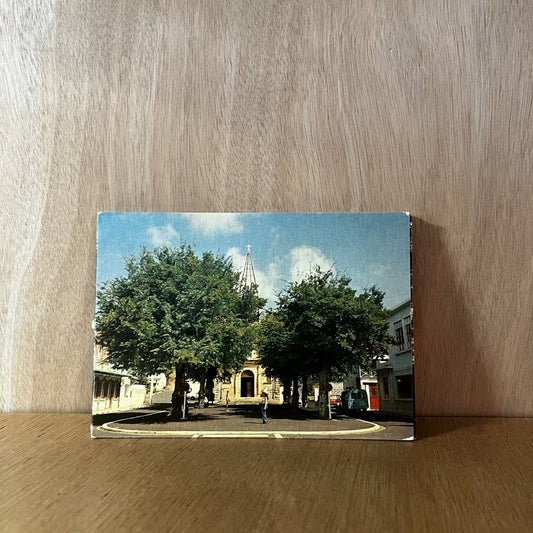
281, 378, 291, 405
205, 367, 216, 405
291, 376, 299, 410
170, 364, 187, 419
317, 368, 330, 419
301, 375, 308, 409
197, 369, 207, 408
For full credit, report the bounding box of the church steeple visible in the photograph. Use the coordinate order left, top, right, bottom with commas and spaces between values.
238, 244, 257, 291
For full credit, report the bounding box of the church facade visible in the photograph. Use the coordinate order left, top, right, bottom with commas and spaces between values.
213, 246, 282, 405
213, 350, 281, 405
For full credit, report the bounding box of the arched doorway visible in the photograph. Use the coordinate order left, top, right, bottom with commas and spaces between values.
240, 370, 254, 397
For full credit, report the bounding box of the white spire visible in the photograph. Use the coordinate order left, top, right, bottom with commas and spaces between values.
238, 245, 257, 290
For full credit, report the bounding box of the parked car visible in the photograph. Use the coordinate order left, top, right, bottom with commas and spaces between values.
340, 388, 369, 413
329, 394, 342, 410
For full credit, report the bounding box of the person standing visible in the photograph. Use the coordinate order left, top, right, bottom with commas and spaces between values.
260, 391, 268, 424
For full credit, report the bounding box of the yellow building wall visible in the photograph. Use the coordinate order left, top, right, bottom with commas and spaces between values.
214, 358, 281, 405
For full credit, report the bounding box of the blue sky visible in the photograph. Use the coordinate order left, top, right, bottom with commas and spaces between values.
96, 212, 411, 309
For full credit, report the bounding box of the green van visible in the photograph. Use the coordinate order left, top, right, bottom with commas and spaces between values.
340, 388, 369, 413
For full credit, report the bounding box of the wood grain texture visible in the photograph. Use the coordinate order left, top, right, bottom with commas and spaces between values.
1, 1, 532, 415
1, 415, 532, 532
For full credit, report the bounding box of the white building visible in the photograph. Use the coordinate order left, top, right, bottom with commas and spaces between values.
93, 338, 147, 414
375, 299, 414, 417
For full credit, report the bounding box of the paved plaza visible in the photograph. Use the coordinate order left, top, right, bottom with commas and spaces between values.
92, 404, 414, 440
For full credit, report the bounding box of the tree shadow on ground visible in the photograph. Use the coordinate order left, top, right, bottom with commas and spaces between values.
93, 404, 417, 428
118, 410, 223, 425
112, 404, 323, 425
230, 404, 324, 421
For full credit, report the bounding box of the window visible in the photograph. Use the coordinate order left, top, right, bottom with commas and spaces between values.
394, 315, 413, 353
404, 316, 412, 348
395, 375, 413, 399
394, 320, 405, 351
382, 377, 390, 399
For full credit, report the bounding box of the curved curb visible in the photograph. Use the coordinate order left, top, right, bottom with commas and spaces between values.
98, 411, 384, 438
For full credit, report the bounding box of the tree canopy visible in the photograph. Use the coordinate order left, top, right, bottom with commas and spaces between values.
256, 268, 392, 418
96, 246, 265, 417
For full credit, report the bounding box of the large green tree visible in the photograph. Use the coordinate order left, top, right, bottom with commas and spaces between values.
253, 313, 297, 406
96, 246, 264, 418
257, 269, 392, 418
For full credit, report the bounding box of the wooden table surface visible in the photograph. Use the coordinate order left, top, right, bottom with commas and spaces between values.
2, 5, 532, 528
1, 414, 531, 532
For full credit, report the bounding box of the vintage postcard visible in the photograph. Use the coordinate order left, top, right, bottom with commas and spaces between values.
92, 212, 414, 440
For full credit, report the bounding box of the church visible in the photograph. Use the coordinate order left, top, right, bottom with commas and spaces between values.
213, 245, 281, 405
213, 349, 281, 405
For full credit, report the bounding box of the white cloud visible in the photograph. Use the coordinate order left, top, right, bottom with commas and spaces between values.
226, 246, 246, 272
369, 263, 392, 276
147, 224, 179, 247
182, 213, 244, 236
290, 245, 336, 282
256, 263, 282, 306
